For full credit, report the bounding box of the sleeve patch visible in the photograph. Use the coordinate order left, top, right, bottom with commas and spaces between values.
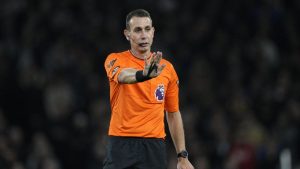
106, 58, 117, 69
111, 66, 120, 77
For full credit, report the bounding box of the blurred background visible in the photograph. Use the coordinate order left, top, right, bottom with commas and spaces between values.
0, 0, 300, 168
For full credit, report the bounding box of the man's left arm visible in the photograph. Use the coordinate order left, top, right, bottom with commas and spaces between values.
166, 111, 194, 169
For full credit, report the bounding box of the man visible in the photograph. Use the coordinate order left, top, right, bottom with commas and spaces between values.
103, 9, 194, 169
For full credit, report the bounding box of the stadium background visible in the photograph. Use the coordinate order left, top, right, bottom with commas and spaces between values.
0, 0, 299, 169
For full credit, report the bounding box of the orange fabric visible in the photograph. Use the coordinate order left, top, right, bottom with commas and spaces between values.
104, 50, 179, 138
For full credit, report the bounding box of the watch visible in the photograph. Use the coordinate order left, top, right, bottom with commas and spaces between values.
177, 150, 188, 158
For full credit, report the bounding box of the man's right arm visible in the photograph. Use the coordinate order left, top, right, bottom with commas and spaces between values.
118, 68, 139, 84
117, 52, 166, 84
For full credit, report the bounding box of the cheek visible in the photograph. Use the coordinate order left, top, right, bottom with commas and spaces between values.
131, 37, 139, 43
149, 33, 154, 41
150, 32, 154, 38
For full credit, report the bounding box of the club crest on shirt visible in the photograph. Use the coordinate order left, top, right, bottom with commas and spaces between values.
155, 84, 165, 101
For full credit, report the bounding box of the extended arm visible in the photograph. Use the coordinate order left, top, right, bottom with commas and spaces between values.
118, 52, 166, 84
167, 111, 194, 169
118, 68, 139, 84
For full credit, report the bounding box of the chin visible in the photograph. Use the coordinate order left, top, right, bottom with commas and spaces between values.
139, 47, 150, 53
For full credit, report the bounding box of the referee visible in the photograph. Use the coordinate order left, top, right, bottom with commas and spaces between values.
103, 9, 194, 169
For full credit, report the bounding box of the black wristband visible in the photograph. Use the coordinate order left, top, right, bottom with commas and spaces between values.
136, 70, 151, 82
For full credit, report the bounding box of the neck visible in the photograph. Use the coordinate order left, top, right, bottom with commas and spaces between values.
130, 49, 150, 59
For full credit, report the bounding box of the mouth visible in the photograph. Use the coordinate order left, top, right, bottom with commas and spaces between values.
138, 43, 149, 47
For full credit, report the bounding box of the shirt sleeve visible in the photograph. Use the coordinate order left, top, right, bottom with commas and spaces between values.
104, 53, 125, 83
164, 64, 179, 113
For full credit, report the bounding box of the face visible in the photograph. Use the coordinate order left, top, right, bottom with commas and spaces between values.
125, 16, 154, 54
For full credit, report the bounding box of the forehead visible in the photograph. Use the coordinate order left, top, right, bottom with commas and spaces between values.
128, 16, 152, 29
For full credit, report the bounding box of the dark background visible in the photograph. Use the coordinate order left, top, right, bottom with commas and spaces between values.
0, 0, 300, 168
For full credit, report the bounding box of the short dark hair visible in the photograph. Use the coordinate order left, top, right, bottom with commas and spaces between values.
126, 9, 151, 30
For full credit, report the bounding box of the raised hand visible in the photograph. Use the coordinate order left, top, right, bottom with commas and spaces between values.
143, 51, 166, 78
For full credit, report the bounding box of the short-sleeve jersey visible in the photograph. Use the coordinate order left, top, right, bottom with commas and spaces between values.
104, 50, 179, 138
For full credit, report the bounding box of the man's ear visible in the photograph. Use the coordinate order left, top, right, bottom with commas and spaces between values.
124, 29, 130, 40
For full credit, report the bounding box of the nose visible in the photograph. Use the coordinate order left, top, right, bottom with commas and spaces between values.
140, 30, 147, 39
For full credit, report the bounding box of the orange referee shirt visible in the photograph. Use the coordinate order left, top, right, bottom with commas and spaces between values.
104, 50, 179, 138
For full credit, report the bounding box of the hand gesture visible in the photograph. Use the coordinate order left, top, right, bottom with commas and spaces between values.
143, 51, 166, 78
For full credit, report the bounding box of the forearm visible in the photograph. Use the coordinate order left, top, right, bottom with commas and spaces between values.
118, 68, 155, 84
166, 111, 186, 153
118, 68, 138, 84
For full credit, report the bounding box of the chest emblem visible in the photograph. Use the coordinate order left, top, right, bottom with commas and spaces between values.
155, 84, 165, 101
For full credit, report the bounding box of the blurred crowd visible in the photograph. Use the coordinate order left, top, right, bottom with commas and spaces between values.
0, 0, 300, 169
